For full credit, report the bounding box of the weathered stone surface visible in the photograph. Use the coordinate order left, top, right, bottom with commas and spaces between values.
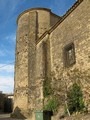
14, 8, 60, 119
14, 0, 90, 119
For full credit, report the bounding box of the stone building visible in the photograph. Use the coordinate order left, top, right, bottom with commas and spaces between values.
0, 92, 5, 113
13, 0, 90, 119
0, 92, 13, 113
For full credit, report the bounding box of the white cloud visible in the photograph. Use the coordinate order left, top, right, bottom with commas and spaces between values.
0, 48, 15, 57
0, 34, 16, 57
0, 49, 8, 57
0, 0, 19, 14
0, 64, 14, 73
0, 0, 22, 26
0, 51, 5, 56
0, 63, 14, 93
5, 34, 16, 43
0, 76, 14, 86
0, 76, 14, 93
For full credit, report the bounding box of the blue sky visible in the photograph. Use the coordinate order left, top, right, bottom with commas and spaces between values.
0, 0, 76, 93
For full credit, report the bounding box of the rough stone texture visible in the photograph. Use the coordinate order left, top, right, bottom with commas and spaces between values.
14, 0, 90, 119
50, 13, 61, 27
49, 0, 90, 119
14, 8, 60, 119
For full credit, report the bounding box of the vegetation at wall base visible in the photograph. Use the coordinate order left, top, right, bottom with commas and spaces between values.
43, 76, 60, 113
67, 83, 86, 114
43, 98, 59, 112
43, 77, 52, 97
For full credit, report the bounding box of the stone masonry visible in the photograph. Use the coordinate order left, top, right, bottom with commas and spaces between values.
13, 8, 60, 119
13, 0, 90, 119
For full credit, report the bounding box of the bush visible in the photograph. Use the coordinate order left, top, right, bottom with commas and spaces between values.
67, 83, 85, 114
43, 98, 59, 112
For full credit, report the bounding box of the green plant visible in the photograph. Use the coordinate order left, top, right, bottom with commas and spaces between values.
43, 98, 59, 112
67, 83, 85, 114
43, 77, 52, 97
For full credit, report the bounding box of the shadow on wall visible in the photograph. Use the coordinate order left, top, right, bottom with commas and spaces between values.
11, 106, 26, 119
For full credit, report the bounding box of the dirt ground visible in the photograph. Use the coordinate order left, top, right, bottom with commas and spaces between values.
1, 113, 90, 120
60, 113, 90, 120
0, 114, 24, 120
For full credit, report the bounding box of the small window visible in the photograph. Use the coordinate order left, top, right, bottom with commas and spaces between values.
63, 43, 76, 67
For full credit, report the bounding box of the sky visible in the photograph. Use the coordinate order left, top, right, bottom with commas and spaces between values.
0, 0, 76, 93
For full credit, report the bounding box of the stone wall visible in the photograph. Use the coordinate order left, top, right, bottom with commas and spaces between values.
14, 0, 90, 119
49, 0, 90, 117
14, 12, 29, 113
50, 13, 60, 27
14, 8, 60, 119
36, 0, 90, 119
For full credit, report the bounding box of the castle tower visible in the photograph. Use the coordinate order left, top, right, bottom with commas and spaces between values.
14, 8, 60, 119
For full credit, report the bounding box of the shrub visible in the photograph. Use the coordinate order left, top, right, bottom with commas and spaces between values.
67, 83, 85, 114
43, 98, 59, 112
